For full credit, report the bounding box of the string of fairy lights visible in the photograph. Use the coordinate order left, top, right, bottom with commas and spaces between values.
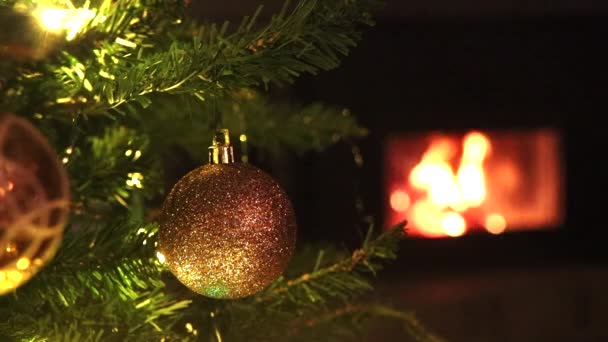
12, 0, 99, 41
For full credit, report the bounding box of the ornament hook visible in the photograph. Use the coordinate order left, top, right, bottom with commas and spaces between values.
208, 129, 234, 164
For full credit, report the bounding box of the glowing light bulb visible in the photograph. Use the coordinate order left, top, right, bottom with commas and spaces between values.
35, 7, 96, 41
156, 251, 166, 264
16, 258, 31, 270
38, 8, 65, 31
126, 172, 144, 189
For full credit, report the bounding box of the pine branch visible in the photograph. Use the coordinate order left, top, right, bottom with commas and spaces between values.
137, 89, 366, 160
0, 2, 446, 342
99, 0, 384, 110
254, 222, 406, 307
0, 221, 191, 341
67, 125, 161, 213
1, 0, 189, 118
1, 0, 383, 119
289, 303, 445, 342
223, 89, 368, 154
214, 222, 443, 342
370, 306, 447, 342
212, 223, 406, 341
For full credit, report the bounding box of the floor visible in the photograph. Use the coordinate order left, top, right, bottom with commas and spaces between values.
370, 265, 608, 342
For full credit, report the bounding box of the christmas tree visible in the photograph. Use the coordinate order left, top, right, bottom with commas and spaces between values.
0, 0, 442, 340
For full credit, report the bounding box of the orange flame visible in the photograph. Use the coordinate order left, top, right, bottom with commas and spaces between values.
485, 213, 507, 234
401, 131, 507, 237
390, 191, 411, 212
387, 129, 564, 238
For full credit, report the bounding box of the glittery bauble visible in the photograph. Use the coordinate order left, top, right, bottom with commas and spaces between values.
159, 163, 297, 299
0, 114, 70, 295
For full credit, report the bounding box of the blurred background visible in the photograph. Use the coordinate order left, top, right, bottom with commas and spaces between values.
192, 1, 607, 340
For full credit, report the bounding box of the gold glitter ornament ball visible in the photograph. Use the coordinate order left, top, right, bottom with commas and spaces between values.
0, 114, 70, 295
159, 130, 296, 299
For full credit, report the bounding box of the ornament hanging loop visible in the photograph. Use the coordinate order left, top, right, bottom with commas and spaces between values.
208, 129, 234, 164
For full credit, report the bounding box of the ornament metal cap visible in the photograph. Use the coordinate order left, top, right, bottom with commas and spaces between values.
208, 129, 234, 164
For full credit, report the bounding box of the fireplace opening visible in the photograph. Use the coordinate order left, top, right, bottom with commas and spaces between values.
384, 129, 564, 238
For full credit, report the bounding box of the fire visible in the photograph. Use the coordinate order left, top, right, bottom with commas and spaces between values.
485, 214, 507, 234
390, 191, 410, 212
392, 131, 507, 238
387, 129, 563, 238
441, 212, 466, 237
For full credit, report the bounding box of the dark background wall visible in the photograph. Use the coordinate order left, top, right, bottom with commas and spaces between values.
193, 0, 608, 18
192, 2, 608, 267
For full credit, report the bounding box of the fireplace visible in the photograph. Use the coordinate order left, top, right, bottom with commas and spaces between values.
289, 16, 604, 264
384, 128, 564, 238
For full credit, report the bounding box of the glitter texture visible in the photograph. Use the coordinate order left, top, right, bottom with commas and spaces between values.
0, 114, 70, 295
159, 163, 297, 299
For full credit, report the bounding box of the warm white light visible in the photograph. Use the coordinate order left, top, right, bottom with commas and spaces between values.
156, 251, 166, 264
38, 8, 65, 31
7, 270, 23, 282
35, 7, 96, 41
126, 172, 144, 189
16, 258, 31, 270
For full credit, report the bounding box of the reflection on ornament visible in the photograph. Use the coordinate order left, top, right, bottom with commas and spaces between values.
159, 129, 297, 299
0, 114, 70, 295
